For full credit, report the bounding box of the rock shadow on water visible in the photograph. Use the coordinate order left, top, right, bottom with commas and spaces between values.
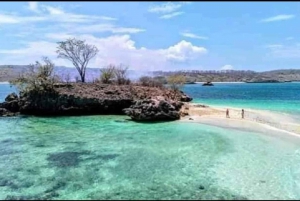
86, 153, 119, 162
47, 151, 91, 168
46, 151, 119, 168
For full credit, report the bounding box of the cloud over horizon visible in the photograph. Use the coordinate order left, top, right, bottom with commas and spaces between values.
260, 14, 295, 22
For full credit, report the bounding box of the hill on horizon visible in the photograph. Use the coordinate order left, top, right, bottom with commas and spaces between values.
0, 65, 300, 82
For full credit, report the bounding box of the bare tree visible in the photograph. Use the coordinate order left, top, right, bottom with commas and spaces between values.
115, 64, 129, 85
56, 38, 98, 83
64, 73, 71, 84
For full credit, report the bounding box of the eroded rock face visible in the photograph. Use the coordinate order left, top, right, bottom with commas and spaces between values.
123, 97, 184, 122
5, 92, 18, 102
0, 93, 20, 116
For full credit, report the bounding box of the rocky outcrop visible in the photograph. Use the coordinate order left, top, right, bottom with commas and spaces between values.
0, 83, 192, 120
0, 92, 19, 116
202, 82, 214, 86
123, 97, 184, 121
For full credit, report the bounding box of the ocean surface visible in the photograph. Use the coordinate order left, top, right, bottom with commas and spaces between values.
1, 82, 300, 200
184, 82, 300, 117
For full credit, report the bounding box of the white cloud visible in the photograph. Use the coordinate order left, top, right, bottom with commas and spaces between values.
181, 32, 208, 40
0, 4, 116, 25
260, 14, 295, 22
149, 2, 191, 19
221, 65, 234, 70
0, 13, 46, 24
43, 5, 65, 15
0, 35, 208, 71
160, 12, 184, 19
67, 24, 145, 34
265, 44, 283, 49
41, 5, 117, 23
266, 44, 300, 58
28, 2, 39, 13
148, 2, 182, 13
161, 40, 207, 62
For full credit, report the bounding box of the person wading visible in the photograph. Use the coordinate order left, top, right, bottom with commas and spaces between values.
242, 109, 244, 119
226, 109, 230, 118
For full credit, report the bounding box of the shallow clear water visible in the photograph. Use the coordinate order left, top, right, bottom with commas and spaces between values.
1, 83, 300, 200
183, 83, 300, 116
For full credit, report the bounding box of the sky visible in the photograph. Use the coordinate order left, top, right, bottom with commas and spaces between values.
0, 1, 300, 72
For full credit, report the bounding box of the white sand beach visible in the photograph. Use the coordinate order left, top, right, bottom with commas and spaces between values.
0, 82, 9, 84
181, 103, 300, 139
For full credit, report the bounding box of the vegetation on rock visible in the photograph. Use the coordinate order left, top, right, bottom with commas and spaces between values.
167, 74, 186, 91
9, 57, 60, 93
100, 64, 116, 84
139, 76, 164, 88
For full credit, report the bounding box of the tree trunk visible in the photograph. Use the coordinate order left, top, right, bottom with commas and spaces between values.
81, 75, 85, 83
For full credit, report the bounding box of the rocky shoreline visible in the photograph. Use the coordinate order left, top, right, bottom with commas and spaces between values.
0, 83, 192, 121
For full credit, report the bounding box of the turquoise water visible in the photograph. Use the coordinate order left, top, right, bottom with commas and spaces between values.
1, 83, 300, 200
183, 83, 300, 116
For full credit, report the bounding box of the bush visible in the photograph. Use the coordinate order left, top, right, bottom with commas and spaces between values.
100, 64, 116, 84
167, 74, 186, 91
139, 76, 164, 88
99, 64, 131, 85
115, 64, 129, 85
10, 57, 60, 93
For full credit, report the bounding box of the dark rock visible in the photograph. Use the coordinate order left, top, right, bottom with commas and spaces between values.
0, 108, 9, 116
202, 81, 214, 86
194, 104, 208, 108
189, 118, 194, 120
199, 185, 205, 190
123, 98, 183, 122
5, 93, 18, 102
2, 100, 19, 112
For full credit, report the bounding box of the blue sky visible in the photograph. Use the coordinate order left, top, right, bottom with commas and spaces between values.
0, 1, 300, 71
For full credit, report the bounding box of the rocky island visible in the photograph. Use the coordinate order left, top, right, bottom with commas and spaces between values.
0, 83, 192, 121
0, 38, 194, 122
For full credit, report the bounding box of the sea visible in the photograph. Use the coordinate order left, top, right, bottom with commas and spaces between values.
0, 82, 300, 200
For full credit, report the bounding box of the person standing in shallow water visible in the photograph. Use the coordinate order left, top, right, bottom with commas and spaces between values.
226, 109, 230, 118
242, 109, 244, 119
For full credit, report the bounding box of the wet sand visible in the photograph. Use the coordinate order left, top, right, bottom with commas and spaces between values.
180, 103, 300, 139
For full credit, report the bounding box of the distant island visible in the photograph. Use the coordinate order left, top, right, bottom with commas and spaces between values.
152, 69, 300, 83
1, 65, 300, 83
245, 79, 282, 83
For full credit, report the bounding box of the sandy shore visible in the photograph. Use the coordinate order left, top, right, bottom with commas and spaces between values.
180, 103, 300, 138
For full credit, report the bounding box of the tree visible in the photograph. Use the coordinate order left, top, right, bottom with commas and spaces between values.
10, 57, 60, 93
56, 38, 98, 83
100, 64, 116, 84
114, 64, 130, 85
167, 74, 186, 91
